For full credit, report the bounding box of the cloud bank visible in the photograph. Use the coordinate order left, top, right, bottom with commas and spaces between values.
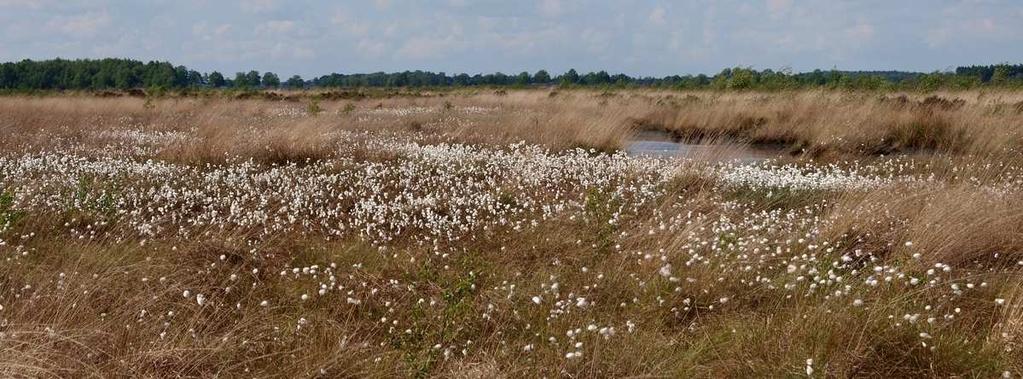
1, 0, 1021, 77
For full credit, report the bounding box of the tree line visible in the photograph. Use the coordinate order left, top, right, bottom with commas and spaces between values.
955, 64, 1023, 84
1, 58, 1021, 92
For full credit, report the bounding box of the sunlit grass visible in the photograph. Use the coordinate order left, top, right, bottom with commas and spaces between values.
1, 90, 1022, 377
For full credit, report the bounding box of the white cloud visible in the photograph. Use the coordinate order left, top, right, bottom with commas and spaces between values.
925, 14, 1012, 48
0, 0, 48, 8
579, 27, 609, 54
845, 22, 875, 43
766, 0, 792, 14
971, 18, 997, 33
357, 38, 387, 58
260, 20, 295, 34
192, 22, 232, 41
397, 35, 463, 60
538, 0, 562, 18
46, 11, 110, 37
240, 0, 277, 13
268, 41, 315, 60
649, 7, 666, 26
330, 8, 371, 36
2, 0, 1021, 76
925, 27, 950, 48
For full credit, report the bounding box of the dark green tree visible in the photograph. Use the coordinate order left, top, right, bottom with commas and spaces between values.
453, 73, 471, 86
233, 72, 248, 87
4, 56, 1022, 91
173, 65, 190, 87
208, 71, 226, 88
560, 69, 579, 85
246, 71, 261, 87
515, 71, 531, 85
262, 72, 280, 88
285, 75, 304, 88
992, 66, 1010, 84
112, 68, 138, 89
582, 70, 611, 85
727, 67, 755, 89
532, 70, 551, 84
186, 70, 204, 87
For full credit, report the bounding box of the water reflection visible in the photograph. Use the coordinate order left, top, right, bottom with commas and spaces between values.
625, 130, 785, 163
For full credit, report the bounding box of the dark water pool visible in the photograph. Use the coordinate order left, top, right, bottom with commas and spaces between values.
625, 130, 785, 163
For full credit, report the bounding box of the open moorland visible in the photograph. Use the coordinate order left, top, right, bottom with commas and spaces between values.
2, 89, 1023, 377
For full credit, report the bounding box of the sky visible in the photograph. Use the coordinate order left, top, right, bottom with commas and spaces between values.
1, 0, 1021, 78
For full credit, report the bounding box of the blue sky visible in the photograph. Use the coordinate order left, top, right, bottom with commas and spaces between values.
1, 0, 1021, 77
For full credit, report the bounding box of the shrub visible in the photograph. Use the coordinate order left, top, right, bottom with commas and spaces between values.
307, 99, 323, 115
0, 190, 24, 231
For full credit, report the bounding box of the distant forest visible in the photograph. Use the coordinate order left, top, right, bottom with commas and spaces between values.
1, 58, 1022, 92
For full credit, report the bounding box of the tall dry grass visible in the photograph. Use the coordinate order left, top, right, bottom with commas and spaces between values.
2, 90, 1023, 376
3, 88, 1020, 161
625, 89, 1023, 157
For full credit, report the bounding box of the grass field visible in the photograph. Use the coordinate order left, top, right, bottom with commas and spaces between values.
1, 89, 1023, 377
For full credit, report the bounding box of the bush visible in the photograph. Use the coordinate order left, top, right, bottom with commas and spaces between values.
307, 99, 323, 115
0, 190, 24, 231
